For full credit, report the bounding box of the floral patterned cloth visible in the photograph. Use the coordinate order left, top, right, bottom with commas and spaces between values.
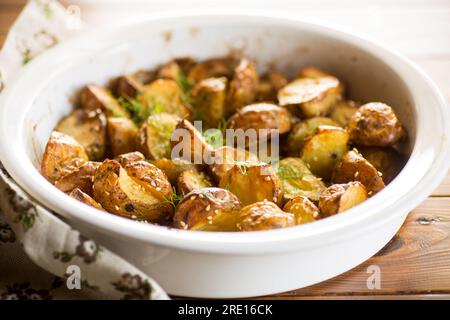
0, 0, 168, 300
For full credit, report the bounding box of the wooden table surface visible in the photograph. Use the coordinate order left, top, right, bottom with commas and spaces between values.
1, 0, 450, 299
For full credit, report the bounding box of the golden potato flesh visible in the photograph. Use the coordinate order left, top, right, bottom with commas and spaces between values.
69, 188, 104, 211
297, 67, 332, 79
219, 163, 283, 206
358, 146, 406, 184
187, 57, 236, 84
237, 200, 294, 231
301, 125, 349, 180
191, 77, 227, 128
176, 170, 213, 195
80, 84, 130, 118
332, 149, 385, 195
137, 79, 192, 119
226, 58, 259, 115
115, 75, 144, 99
93, 159, 173, 222
319, 182, 368, 217
257, 70, 288, 102
107, 117, 138, 157
278, 76, 343, 118
283, 195, 320, 225
276, 157, 326, 202
347, 103, 404, 147
286, 116, 340, 156
41, 131, 89, 184
150, 158, 198, 185
55, 108, 107, 161
208, 146, 259, 183
174, 187, 242, 231
137, 112, 181, 160
115, 151, 145, 166
54, 161, 100, 195
330, 100, 359, 127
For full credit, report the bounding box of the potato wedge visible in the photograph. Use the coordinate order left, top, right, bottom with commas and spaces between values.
358, 146, 405, 184
301, 125, 349, 180
276, 157, 326, 202
138, 79, 192, 119
257, 70, 289, 102
283, 195, 320, 224
330, 100, 359, 127
69, 188, 104, 210
107, 117, 139, 157
278, 76, 343, 118
187, 57, 236, 84
93, 159, 173, 222
237, 200, 294, 231
80, 84, 130, 118
177, 169, 213, 195
115, 151, 145, 166
347, 102, 404, 147
332, 149, 385, 195
319, 182, 368, 217
173, 187, 242, 231
191, 77, 227, 128
219, 163, 283, 206
226, 58, 259, 114
55, 108, 107, 160
41, 131, 89, 184
137, 112, 182, 160
150, 158, 198, 184
115, 75, 145, 99
54, 161, 100, 195
286, 116, 340, 156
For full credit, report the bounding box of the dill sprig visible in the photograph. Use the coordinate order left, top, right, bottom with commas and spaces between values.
117, 96, 163, 126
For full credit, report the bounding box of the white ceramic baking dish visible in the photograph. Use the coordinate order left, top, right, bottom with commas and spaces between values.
0, 12, 449, 298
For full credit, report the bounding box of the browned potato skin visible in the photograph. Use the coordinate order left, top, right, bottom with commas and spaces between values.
114, 75, 145, 99
55, 108, 107, 161
80, 84, 130, 118
226, 58, 259, 115
219, 163, 283, 206
208, 146, 259, 183
227, 103, 292, 138
191, 77, 227, 128
150, 158, 198, 185
187, 57, 236, 84
115, 151, 145, 166
54, 161, 100, 195
347, 103, 404, 147
41, 131, 89, 184
177, 170, 213, 195
358, 146, 405, 184
257, 70, 288, 102
237, 201, 294, 231
93, 159, 173, 222
297, 67, 331, 79
69, 188, 104, 211
319, 182, 368, 217
173, 187, 242, 230
107, 118, 139, 157
332, 149, 385, 195
283, 196, 320, 225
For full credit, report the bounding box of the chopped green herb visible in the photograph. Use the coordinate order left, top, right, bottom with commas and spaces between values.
118, 96, 163, 126
163, 186, 184, 209
203, 128, 224, 149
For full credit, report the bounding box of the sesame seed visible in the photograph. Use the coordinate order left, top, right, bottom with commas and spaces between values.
354, 171, 359, 178
273, 197, 278, 202
264, 176, 271, 182
214, 209, 219, 214
114, 205, 120, 211
190, 195, 196, 201
206, 204, 211, 211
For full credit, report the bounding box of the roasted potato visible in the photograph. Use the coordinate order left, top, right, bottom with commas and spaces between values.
54, 161, 100, 195
132, 69, 156, 85
69, 188, 104, 210
173, 188, 242, 231
283, 195, 320, 225
285, 116, 340, 156
150, 158, 198, 184
107, 117, 139, 157
138, 79, 192, 119
191, 77, 227, 128
93, 159, 173, 222
278, 76, 343, 118
319, 182, 368, 217
177, 170, 213, 195
208, 146, 259, 183
237, 201, 294, 231
115, 151, 145, 166
41, 131, 89, 184
115, 75, 145, 99
276, 157, 326, 202
187, 57, 236, 84
80, 84, 130, 118
226, 58, 259, 114
256, 70, 288, 101
330, 100, 359, 127
137, 112, 181, 160
55, 108, 107, 160
157, 58, 196, 80
219, 163, 283, 206
358, 146, 405, 184
170, 119, 214, 164
297, 66, 331, 79
347, 102, 404, 147
301, 125, 349, 180
332, 149, 385, 195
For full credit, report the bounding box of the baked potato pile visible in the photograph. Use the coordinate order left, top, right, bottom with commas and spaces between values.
40, 55, 408, 232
